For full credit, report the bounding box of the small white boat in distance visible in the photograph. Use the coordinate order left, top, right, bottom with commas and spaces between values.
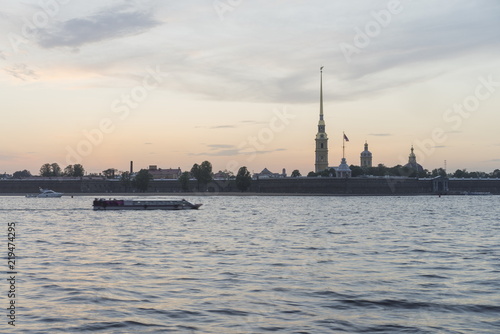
26, 188, 64, 198
93, 198, 202, 210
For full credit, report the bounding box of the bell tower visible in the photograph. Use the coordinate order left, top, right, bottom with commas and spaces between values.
360, 141, 373, 168
315, 67, 329, 173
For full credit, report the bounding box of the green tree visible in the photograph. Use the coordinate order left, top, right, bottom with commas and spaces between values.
103, 168, 117, 179
225, 170, 235, 179
51, 163, 62, 176
63, 164, 85, 177
120, 171, 132, 192
291, 169, 301, 177
235, 166, 252, 192
40, 163, 52, 176
307, 171, 317, 177
491, 169, 500, 178
13, 170, 31, 178
419, 169, 430, 178
73, 164, 85, 177
400, 165, 417, 177
367, 164, 389, 176
133, 169, 152, 192
319, 168, 335, 177
64, 165, 75, 176
453, 169, 468, 178
191, 161, 213, 191
467, 171, 488, 178
178, 171, 190, 191
388, 164, 403, 176
349, 165, 363, 177
191, 163, 200, 189
431, 168, 447, 177
475, 171, 489, 178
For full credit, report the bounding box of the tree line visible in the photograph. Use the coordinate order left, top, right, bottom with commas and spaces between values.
9, 163, 86, 178
181, 161, 252, 192
7, 161, 251, 193
124, 161, 253, 192
305, 164, 500, 179
39, 163, 86, 177
7, 161, 500, 191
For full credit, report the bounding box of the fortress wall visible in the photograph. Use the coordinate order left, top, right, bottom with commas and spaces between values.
448, 179, 500, 194
1, 178, 499, 195
248, 177, 431, 195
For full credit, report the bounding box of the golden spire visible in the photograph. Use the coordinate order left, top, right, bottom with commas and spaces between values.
320, 66, 324, 121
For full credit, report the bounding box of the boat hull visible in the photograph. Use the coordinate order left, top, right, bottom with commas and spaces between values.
26, 188, 63, 198
93, 204, 202, 210
93, 199, 202, 210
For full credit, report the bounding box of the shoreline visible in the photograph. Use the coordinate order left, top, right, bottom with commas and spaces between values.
2, 177, 498, 195
1, 192, 489, 197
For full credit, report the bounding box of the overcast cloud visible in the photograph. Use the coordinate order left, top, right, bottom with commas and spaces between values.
2, 0, 499, 103
3, 63, 38, 81
36, 5, 161, 49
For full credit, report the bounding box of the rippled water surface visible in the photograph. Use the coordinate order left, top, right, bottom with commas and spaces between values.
2, 195, 500, 333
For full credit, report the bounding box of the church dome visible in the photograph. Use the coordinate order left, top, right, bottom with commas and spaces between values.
337, 158, 351, 172
404, 162, 424, 172
360, 141, 372, 157
404, 146, 424, 172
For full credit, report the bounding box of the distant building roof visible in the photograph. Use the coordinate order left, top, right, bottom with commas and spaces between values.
253, 168, 286, 179
148, 166, 182, 179
336, 158, 352, 178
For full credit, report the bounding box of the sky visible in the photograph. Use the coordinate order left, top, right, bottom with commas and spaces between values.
1, 0, 500, 176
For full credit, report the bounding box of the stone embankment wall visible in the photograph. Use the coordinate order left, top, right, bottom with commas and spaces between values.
447, 179, 500, 194
247, 177, 430, 195
1, 177, 499, 195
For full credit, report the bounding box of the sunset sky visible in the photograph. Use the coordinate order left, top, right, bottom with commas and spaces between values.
1, 0, 500, 175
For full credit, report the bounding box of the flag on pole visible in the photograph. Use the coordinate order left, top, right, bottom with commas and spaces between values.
343, 133, 349, 142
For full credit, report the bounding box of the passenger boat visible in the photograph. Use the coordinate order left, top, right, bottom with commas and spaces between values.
26, 188, 64, 198
93, 198, 202, 210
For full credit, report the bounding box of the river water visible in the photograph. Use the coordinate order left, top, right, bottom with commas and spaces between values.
2, 195, 499, 333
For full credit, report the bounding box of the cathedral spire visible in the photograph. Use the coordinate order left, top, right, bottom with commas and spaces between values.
315, 66, 328, 173
320, 66, 324, 121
